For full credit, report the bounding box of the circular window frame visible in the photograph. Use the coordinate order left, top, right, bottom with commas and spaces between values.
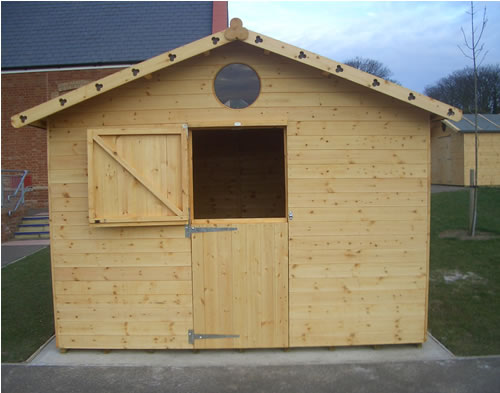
213, 63, 261, 110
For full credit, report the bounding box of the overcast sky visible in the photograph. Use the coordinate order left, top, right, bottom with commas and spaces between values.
228, 1, 500, 93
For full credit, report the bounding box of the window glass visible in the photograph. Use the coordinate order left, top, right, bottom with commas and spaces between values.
214, 64, 260, 109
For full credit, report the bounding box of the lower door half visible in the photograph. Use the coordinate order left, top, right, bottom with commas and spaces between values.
191, 222, 288, 349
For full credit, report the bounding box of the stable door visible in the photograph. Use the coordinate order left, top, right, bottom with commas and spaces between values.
191, 222, 288, 349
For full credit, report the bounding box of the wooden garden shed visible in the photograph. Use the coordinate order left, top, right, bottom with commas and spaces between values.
431, 114, 500, 186
12, 19, 462, 350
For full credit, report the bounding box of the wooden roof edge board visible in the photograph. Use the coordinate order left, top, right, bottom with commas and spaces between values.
442, 119, 461, 131
243, 29, 462, 121
12, 17, 462, 128
11, 30, 231, 128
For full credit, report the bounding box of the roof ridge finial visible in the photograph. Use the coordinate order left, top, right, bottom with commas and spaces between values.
224, 18, 249, 41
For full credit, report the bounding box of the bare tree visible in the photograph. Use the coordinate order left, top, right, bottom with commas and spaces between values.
344, 57, 398, 83
459, 2, 488, 237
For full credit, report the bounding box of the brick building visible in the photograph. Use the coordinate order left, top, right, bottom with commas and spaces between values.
2, 1, 228, 211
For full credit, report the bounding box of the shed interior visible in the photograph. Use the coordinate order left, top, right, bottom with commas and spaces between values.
192, 128, 286, 219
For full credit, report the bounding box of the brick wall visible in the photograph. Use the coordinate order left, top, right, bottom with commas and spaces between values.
1, 68, 123, 210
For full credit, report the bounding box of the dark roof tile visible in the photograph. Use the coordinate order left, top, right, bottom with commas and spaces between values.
1, 1, 213, 69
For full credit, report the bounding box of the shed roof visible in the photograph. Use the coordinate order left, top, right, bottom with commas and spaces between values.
1, 1, 213, 70
12, 18, 463, 129
444, 114, 500, 133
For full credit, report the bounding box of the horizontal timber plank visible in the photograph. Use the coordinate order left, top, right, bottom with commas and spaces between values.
49, 183, 88, 198
290, 331, 424, 347
51, 225, 186, 240
288, 164, 427, 179
50, 140, 87, 156
290, 262, 425, 278
288, 121, 428, 136
51, 238, 190, 253
49, 155, 87, 170
55, 294, 192, 305
57, 320, 192, 336
290, 316, 423, 336
57, 334, 191, 349
51, 106, 425, 128
287, 149, 427, 165
53, 252, 191, 267
51, 197, 88, 212
290, 303, 425, 319
291, 206, 426, 222
51, 212, 89, 226
290, 248, 425, 264
290, 288, 426, 305
289, 234, 427, 250
54, 280, 193, 295
290, 276, 426, 293
288, 192, 427, 207
56, 304, 192, 321
49, 169, 87, 184
54, 266, 192, 281
288, 178, 427, 193
289, 220, 426, 237
288, 135, 427, 150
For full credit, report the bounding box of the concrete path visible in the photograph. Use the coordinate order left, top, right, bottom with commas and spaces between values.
30, 335, 453, 367
431, 185, 467, 193
3, 357, 500, 393
1, 241, 49, 267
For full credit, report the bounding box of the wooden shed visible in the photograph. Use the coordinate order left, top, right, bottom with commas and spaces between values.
431, 114, 500, 186
12, 19, 462, 350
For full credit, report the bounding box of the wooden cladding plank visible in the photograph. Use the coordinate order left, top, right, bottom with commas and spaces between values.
288, 135, 427, 150
289, 234, 427, 250
52, 252, 191, 267
57, 335, 191, 349
51, 212, 90, 226
288, 164, 427, 179
289, 276, 426, 293
49, 155, 87, 170
288, 149, 427, 165
288, 121, 428, 136
290, 289, 426, 306
55, 303, 192, 321
57, 320, 192, 336
290, 220, 426, 237
51, 224, 186, 240
290, 303, 425, 319
54, 280, 192, 295
290, 330, 424, 347
51, 197, 88, 212
290, 263, 425, 279
54, 266, 191, 281
291, 206, 426, 222
56, 294, 192, 306
288, 178, 427, 194
290, 317, 423, 344
290, 248, 426, 265
49, 169, 87, 184
289, 192, 427, 207
51, 238, 190, 253
50, 106, 425, 128
49, 183, 88, 198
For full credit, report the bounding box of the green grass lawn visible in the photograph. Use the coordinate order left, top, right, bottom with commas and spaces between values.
1, 247, 54, 363
429, 187, 500, 356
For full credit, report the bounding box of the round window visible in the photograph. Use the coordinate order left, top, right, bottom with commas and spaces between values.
214, 63, 260, 109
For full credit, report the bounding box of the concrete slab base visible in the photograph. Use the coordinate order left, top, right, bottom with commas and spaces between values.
30, 334, 453, 367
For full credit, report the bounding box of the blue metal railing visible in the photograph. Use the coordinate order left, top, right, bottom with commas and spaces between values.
1, 170, 30, 216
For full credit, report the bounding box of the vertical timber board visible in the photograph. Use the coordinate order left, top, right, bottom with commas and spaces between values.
191, 223, 288, 349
